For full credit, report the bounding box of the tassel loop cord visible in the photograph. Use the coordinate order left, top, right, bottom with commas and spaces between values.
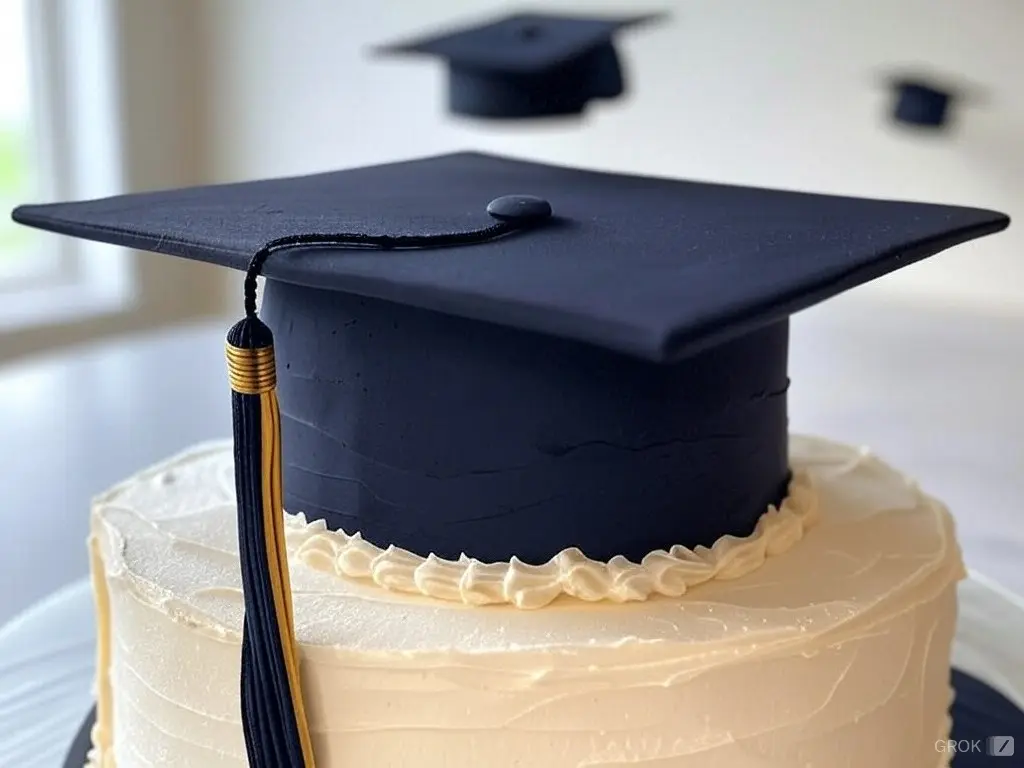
241, 221, 516, 318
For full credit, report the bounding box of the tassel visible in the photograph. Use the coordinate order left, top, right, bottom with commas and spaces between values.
226, 312, 316, 768
221, 218, 534, 766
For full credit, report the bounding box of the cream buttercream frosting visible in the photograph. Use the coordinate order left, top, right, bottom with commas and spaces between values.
86, 435, 965, 767
286, 471, 818, 609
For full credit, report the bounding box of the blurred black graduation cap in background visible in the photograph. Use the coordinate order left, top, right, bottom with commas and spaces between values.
376, 12, 664, 119
886, 71, 988, 130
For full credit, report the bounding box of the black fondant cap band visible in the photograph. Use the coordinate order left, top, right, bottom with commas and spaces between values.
376, 13, 662, 118
11, 152, 1010, 563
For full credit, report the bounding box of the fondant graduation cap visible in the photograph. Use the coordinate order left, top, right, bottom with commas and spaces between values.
12, 151, 1010, 565
377, 12, 661, 118
11, 152, 1010, 767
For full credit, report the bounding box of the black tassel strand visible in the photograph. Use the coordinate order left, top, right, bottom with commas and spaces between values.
227, 314, 316, 768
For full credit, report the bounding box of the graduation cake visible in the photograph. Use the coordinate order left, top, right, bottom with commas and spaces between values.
12, 151, 1011, 767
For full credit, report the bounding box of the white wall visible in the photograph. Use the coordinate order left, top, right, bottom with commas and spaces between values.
199, 0, 1024, 311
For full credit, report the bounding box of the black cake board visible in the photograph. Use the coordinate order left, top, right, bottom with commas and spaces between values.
64, 670, 1024, 767
64, 705, 94, 768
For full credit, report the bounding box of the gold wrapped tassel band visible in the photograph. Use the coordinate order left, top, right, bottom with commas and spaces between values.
225, 344, 277, 394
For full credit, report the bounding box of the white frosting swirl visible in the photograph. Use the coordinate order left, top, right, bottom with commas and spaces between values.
285, 472, 818, 609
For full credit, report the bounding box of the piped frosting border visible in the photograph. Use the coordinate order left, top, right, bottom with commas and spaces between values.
285, 472, 818, 609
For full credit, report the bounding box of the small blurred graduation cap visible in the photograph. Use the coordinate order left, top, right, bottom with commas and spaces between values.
885, 70, 988, 130
376, 12, 664, 118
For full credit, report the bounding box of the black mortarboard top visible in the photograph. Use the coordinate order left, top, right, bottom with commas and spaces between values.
377, 12, 661, 118
12, 151, 1010, 768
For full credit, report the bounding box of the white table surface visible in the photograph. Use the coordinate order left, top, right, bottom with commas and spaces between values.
0, 295, 1020, 625
0, 573, 1021, 768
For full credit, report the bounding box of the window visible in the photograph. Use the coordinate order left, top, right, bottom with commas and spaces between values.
0, 1, 228, 361
0, 0, 133, 335
0, 1, 41, 283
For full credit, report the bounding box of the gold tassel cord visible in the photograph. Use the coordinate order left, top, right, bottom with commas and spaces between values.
261, 389, 316, 763
226, 331, 316, 768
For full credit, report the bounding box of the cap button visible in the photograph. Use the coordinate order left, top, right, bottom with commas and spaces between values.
486, 195, 553, 224
517, 23, 544, 40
